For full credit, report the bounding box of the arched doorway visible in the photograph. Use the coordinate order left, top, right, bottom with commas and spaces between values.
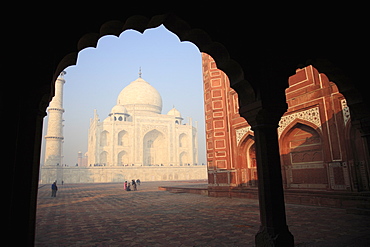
237, 135, 257, 187
179, 151, 189, 165
143, 129, 167, 166
100, 130, 109, 146
117, 150, 129, 166
247, 143, 258, 187
100, 151, 108, 166
117, 130, 128, 146
281, 123, 327, 189
179, 133, 188, 148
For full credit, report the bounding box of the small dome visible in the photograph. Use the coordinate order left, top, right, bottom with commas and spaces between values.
167, 107, 182, 119
109, 104, 128, 115
117, 77, 162, 114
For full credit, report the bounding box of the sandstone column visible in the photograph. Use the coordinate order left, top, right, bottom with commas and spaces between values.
240, 102, 294, 247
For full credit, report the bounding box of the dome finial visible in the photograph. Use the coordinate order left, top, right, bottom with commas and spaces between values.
138, 67, 142, 78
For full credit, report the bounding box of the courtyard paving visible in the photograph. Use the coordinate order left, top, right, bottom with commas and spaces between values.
35, 181, 370, 246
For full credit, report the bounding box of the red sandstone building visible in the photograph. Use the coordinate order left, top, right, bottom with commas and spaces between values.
202, 53, 369, 196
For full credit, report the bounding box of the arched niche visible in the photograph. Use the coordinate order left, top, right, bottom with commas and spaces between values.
237, 133, 257, 187
143, 129, 167, 166
280, 122, 327, 189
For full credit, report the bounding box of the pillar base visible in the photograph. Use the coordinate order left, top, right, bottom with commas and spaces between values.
255, 225, 294, 247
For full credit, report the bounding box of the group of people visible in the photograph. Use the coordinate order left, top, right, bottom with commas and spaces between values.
50, 178, 142, 197
124, 179, 141, 191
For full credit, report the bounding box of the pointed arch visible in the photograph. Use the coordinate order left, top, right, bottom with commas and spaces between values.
179, 133, 188, 148
179, 151, 189, 165
143, 129, 167, 166
280, 122, 327, 189
237, 129, 254, 149
100, 151, 108, 165
279, 118, 323, 142
100, 130, 110, 146
117, 150, 129, 166
117, 130, 128, 146
237, 133, 257, 186
280, 122, 323, 161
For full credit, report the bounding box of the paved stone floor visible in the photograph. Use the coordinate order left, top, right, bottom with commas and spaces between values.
35, 182, 370, 246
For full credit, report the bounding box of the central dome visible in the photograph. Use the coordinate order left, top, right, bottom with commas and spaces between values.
117, 77, 162, 114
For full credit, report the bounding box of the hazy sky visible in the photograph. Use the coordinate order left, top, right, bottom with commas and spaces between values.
41, 25, 206, 166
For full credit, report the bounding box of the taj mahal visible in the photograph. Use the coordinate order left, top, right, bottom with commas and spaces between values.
40, 71, 207, 184
88, 70, 197, 167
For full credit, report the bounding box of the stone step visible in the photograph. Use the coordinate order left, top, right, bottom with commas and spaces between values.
169, 189, 186, 193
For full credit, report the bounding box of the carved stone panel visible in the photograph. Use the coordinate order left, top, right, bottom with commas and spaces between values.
278, 107, 321, 137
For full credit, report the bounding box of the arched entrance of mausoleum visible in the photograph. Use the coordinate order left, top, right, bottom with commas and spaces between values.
143, 130, 167, 166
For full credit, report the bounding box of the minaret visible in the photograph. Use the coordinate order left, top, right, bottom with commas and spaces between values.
44, 71, 66, 166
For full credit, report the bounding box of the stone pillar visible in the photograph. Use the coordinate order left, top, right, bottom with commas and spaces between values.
8, 85, 50, 246
352, 116, 370, 190
240, 102, 294, 247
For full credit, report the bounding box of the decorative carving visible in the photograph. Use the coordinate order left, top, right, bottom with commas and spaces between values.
328, 162, 351, 190
341, 99, 350, 125
136, 118, 169, 124
142, 124, 168, 135
236, 126, 252, 145
278, 107, 321, 137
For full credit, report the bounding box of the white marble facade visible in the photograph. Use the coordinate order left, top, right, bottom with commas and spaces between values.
87, 76, 198, 167
41, 166, 207, 184
40, 73, 206, 184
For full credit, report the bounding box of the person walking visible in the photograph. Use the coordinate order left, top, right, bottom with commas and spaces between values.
132, 179, 137, 191
51, 182, 58, 197
124, 181, 127, 191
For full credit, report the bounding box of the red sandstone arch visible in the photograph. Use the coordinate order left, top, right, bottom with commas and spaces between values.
238, 133, 254, 167
279, 118, 323, 144
280, 122, 327, 189
237, 133, 257, 186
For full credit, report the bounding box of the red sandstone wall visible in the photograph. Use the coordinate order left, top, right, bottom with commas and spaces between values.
202, 53, 232, 185
202, 53, 368, 192
202, 54, 252, 187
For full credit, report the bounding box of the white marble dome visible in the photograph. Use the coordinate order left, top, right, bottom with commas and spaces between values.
167, 107, 182, 119
109, 104, 128, 115
117, 77, 162, 114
